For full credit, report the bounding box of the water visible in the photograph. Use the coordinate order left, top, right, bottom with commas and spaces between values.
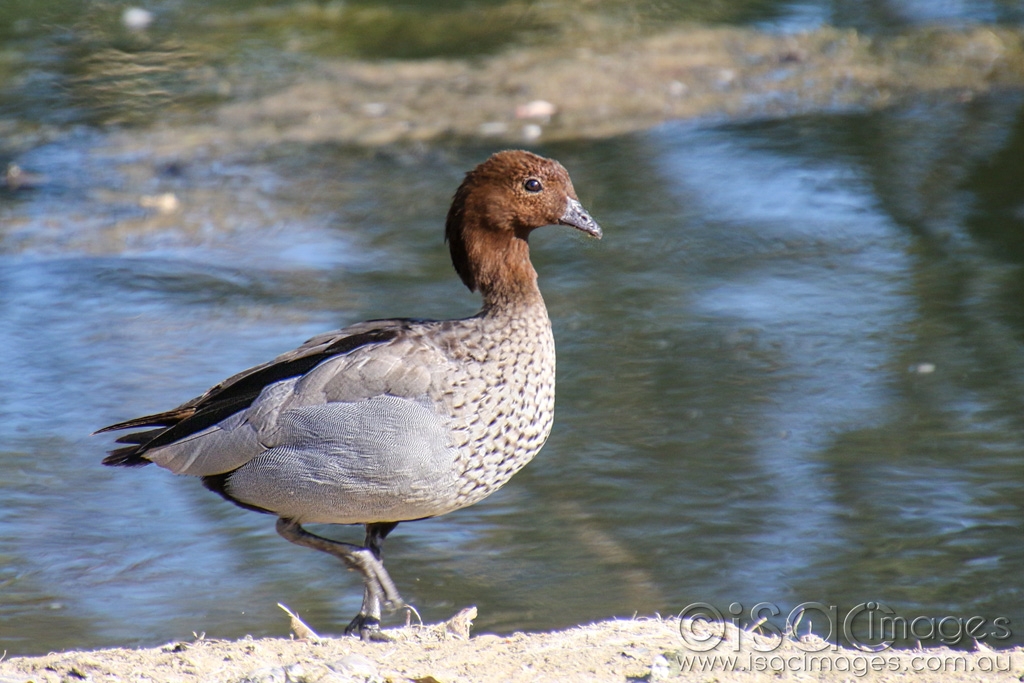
2, 0, 1024, 658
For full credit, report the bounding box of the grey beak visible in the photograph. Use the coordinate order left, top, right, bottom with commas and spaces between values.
560, 198, 603, 239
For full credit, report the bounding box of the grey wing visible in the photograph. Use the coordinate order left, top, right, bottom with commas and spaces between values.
98, 318, 417, 466
144, 337, 465, 524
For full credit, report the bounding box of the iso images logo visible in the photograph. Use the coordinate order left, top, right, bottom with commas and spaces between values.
678, 601, 1013, 653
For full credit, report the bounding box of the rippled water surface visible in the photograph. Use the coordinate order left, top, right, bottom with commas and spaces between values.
2, 0, 1024, 658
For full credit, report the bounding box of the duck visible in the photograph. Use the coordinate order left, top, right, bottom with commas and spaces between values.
97, 149, 602, 640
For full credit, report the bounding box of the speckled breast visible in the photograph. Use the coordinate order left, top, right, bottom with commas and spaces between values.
429, 303, 557, 512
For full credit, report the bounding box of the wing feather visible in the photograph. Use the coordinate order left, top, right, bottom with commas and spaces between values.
98, 319, 415, 467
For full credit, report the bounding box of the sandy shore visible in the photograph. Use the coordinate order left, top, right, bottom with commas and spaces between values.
1, 614, 1020, 682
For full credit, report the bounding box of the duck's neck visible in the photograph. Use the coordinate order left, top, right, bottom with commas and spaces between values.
466, 231, 546, 314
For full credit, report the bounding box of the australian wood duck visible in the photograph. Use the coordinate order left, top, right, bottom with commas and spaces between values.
97, 149, 602, 640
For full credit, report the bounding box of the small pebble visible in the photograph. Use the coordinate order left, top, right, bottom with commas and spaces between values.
239, 666, 287, 683
716, 68, 737, 87
650, 654, 671, 680
515, 99, 557, 119
240, 664, 308, 683
283, 664, 307, 682
444, 605, 478, 639
139, 193, 180, 214
122, 7, 154, 31
522, 124, 542, 141
5, 163, 45, 190
479, 121, 508, 136
329, 654, 378, 679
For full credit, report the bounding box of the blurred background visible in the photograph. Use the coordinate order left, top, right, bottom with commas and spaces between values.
2, 0, 1024, 657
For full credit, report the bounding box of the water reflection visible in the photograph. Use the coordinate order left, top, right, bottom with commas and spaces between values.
656, 121, 914, 597
641, 102, 1024, 631
2, 94, 1024, 654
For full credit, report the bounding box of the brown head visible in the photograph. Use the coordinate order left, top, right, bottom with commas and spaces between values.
445, 150, 601, 304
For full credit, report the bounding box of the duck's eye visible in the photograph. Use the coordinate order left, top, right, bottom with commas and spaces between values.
523, 178, 543, 193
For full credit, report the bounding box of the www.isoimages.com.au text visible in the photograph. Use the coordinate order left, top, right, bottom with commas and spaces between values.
672, 652, 1013, 677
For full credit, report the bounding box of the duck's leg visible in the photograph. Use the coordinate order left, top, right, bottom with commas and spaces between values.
275, 518, 403, 641
344, 522, 401, 639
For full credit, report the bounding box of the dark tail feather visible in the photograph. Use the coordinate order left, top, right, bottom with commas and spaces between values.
93, 408, 191, 435
97, 410, 194, 467
114, 427, 165, 445
102, 444, 152, 467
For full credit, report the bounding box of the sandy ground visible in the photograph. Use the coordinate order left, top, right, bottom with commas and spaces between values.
1, 613, 1021, 683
